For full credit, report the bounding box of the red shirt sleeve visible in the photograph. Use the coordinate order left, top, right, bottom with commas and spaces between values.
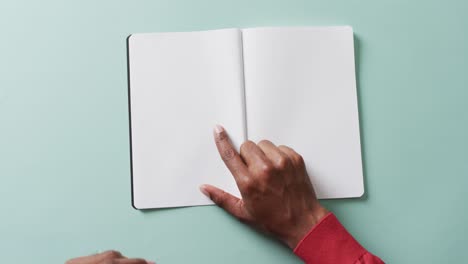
294, 213, 384, 264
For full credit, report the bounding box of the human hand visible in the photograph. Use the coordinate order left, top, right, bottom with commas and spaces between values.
200, 125, 328, 249
66, 250, 155, 264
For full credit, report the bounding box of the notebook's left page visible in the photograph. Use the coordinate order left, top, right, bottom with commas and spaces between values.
128, 29, 245, 209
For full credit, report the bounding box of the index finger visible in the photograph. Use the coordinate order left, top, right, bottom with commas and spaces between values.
213, 125, 249, 182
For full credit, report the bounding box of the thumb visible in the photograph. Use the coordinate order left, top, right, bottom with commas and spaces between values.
200, 184, 251, 222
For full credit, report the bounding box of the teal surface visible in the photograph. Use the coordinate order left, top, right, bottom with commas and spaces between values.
1, 0, 467, 263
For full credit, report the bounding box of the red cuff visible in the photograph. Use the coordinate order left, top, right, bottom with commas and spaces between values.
294, 213, 368, 264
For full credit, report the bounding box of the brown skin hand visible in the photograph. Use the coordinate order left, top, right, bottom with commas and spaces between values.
200, 125, 328, 249
68, 126, 327, 262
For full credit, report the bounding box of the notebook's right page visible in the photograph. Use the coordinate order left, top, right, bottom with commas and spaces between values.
241, 26, 364, 198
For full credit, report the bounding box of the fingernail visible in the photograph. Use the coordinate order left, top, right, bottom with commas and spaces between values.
214, 124, 224, 134
146, 261, 156, 264
199, 184, 210, 198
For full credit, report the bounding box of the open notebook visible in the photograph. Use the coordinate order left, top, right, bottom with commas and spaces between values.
127, 26, 364, 209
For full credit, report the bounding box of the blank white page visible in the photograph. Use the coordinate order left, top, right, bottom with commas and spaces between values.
128, 29, 244, 209
241, 26, 364, 198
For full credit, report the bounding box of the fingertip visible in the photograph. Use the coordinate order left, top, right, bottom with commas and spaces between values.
199, 184, 211, 198
214, 124, 225, 134
146, 261, 156, 264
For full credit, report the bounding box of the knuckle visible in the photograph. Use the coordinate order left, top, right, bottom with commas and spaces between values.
221, 148, 236, 161
293, 154, 305, 165
258, 163, 274, 176
234, 200, 250, 222
275, 156, 289, 169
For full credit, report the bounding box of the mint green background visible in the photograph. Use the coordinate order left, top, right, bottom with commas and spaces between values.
1, 0, 467, 263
